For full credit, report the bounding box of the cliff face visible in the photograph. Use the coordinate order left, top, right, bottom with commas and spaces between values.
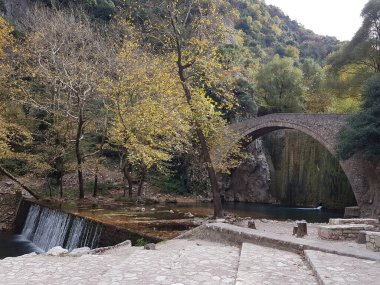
220, 139, 272, 203
222, 130, 357, 209
264, 130, 356, 208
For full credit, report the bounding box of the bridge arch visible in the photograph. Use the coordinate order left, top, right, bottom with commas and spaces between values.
227, 114, 379, 217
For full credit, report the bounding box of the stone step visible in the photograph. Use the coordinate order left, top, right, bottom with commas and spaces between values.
318, 224, 374, 240
235, 243, 317, 285
305, 250, 380, 285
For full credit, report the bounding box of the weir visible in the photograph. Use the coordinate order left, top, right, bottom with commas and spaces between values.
15, 199, 162, 253
21, 204, 102, 252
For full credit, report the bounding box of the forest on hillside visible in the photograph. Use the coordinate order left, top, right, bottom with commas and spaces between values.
0, 0, 379, 216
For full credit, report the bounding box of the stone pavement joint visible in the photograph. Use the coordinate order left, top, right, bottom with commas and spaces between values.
304, 250, 380, 285
235, 243, 317, 285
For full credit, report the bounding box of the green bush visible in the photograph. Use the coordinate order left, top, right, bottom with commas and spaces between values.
0, 159, 29, 176
149, 172, 187, 195
135, 238, 146, 246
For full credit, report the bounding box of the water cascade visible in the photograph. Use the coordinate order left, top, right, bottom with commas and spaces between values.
21, 204, 103, 252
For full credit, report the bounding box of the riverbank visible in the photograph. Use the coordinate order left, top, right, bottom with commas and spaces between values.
0, 180, 22, 232
1, 223, 379, 285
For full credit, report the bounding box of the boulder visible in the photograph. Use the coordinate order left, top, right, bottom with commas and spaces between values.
47, 246, 68, 256
69, 247, 91, 257
144, 243, 156, 250
247, 220, 256, 229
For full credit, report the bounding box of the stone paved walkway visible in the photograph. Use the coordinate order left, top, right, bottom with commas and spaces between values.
235, 243, 317, 285
98, 240, 240, 285
1, 224, 380, 284
0, 240, 240, 285
305, 250, 380, 285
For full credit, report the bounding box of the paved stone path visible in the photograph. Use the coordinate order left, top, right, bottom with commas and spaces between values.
1, 224, 379, 285
0, 240, 240, 285
235, 243, 317, 285
98, 240, 240, 285
305, 250, 380, 285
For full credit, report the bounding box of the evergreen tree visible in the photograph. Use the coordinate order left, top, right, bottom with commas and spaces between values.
337, 73, 380, 160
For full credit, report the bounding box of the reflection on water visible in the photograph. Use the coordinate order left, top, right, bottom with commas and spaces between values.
176, 202, 344, 223
58, 201, 343, 239
67, 202, 344, 223
0, 233, 43, 259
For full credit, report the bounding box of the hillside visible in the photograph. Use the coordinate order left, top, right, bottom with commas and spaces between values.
232, 0, 340, 62
1, 0, 340, 64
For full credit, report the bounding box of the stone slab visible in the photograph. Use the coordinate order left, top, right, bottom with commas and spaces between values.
365, 231, 380, 252
318, 224, 374, 240
329, 218, 379, 226
235, 243, 317, 285
305, 250, 380, 285
178, 223, 380, 261
344, 206, 360, 218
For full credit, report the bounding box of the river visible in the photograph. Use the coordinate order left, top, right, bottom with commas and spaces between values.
1, 201, 343, 259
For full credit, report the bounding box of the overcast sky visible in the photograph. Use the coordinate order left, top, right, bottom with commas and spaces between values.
265, 0, 369, 41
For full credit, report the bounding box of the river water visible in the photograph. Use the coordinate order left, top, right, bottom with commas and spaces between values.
0, 233, 42, 259
1, 201, 343, 259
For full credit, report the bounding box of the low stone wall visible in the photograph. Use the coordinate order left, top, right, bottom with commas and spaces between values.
329, 218, 379, 226
318, 224, 374, 240
366, 232, 380, 252
344, 206, 360, 218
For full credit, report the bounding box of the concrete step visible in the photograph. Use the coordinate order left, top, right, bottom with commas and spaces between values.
235, 243, 317, 285
305, 250, 380, 285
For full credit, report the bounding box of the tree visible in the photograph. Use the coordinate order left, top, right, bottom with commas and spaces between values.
337, 73, 380, 160
128, 0, 241, 217
301, 58, 330, 113
330, 0, 380, 72
102, 39, 190, 198
21, 6, 111, 199
0, 17, 42, 199
256, 55, 304, 113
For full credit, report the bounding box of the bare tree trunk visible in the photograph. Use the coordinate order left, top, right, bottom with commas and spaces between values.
122, 162, 133, 198
76, 109, 85, 199
195, 128, 223, 218
47, 177, 52, 198
0, 165, 40, 199
93, 171, 98, 197
176, 63, 223, 218
137, 168, 146, 197
59, 174, 63, 198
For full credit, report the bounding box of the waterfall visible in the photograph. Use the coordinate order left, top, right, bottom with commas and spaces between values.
21, 204, 103, 252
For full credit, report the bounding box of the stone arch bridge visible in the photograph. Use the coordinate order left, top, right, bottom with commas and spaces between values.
227, 113, 379, 217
